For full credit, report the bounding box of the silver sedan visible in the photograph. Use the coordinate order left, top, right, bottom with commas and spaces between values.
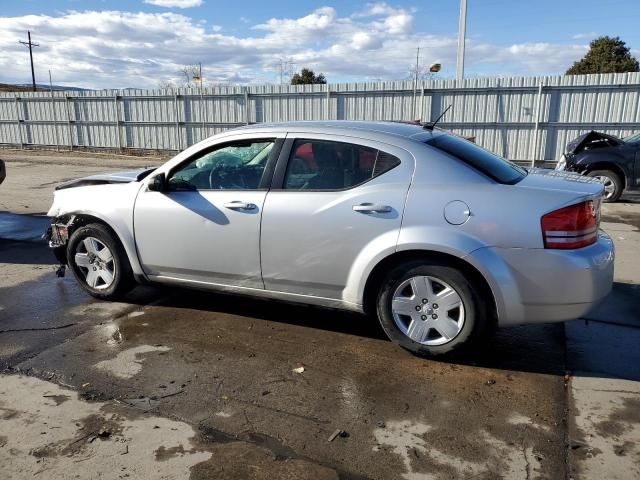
45, 121, 614, 356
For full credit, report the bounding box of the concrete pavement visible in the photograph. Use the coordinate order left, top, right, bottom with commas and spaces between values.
1, 150, 639, 479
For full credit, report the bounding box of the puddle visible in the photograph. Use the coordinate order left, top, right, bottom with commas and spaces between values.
94, 345, 171, 379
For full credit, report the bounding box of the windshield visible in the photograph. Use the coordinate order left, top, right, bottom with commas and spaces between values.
426, 134, 527, 184
623, 132, 640, 144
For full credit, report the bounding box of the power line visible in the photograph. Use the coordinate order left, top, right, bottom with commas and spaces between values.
19, 31, 39, 92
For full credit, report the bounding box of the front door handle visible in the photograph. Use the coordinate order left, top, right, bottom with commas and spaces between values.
223, 201, 257, 210
352, 203, 392, 213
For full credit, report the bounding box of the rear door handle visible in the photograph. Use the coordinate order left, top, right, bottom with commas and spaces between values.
352, 203, 392, 213
223, 201, 257, 210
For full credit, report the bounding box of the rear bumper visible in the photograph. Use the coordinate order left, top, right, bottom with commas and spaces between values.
467, 231, 614, 326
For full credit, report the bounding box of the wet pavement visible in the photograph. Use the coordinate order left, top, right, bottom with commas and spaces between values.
1, 152, 639, 479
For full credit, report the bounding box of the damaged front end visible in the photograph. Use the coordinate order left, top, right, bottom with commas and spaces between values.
43, 215, 77, 274
557, 131, 624, 172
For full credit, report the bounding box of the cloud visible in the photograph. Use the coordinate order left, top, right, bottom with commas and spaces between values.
144, 0, 203, 8
572, 32, 598, 40
0, 7, 594, 89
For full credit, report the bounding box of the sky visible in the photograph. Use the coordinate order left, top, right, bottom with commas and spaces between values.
1, 0, 639, 89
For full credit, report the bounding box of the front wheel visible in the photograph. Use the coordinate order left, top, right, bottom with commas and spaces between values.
376, 261, 487, 356
586, 169, 622, 203
67, 223, 135, 300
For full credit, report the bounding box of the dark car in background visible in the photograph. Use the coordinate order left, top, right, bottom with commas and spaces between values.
0, 159, 5, 185
556, 131, 640, 202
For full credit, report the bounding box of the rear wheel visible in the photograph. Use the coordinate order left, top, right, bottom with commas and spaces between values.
376, 261, 487, 356
67, 223, 135, 300
586, 169, 622, 203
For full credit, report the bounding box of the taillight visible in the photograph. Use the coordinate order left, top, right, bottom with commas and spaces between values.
541, 200, 599, 249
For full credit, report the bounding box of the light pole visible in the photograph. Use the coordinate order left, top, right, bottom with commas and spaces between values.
456, 0, 468, 82
411, 47, 420, 120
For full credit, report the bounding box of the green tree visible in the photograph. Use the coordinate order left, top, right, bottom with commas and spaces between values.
290, 68, 327, 85
567, 36, 639, 75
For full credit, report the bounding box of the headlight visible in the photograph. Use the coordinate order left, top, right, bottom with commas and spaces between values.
555, 156, 567, 171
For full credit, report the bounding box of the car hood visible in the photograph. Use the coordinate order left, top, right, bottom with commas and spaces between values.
517, 168, 604, 196
55, 168, 156, 191
565, 131, 623, 155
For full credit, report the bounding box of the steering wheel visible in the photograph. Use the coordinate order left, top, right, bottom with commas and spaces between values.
208, 164, 222, 189
209, 166, 250, 189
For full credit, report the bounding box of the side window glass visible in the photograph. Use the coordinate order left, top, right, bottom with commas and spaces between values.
283, 139, 400, 190
168, 140, 274, 190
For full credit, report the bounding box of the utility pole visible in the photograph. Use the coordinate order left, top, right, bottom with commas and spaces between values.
19, 31, 39, 92
456, 0, 468, 82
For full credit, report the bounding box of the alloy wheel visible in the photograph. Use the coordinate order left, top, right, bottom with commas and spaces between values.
74, 236, 116, 290
594, 175, 615, 199
391, 275, 465, 346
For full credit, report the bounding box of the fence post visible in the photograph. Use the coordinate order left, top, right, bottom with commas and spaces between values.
65, 96, 74, 151
531, 82, 544, 167
174, 93, 181, 151
50, 92, 60, 151
244, 88, 250, 125
113, 93, 122, 151
326, 87, 331, 120
14, 96, 24, 149
420, 82, 426, 121
200, 87, 205, 141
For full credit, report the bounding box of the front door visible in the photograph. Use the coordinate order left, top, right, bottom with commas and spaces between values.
260, 134, 414, 300
134, 137, 279, 288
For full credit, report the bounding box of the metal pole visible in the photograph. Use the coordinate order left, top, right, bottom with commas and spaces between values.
49, 70, 60, 151
174, 93, 181, 150
200, 85, 205, 141
412, 47, 419, 120
326, 87, 331, 119
419, 82, 425, 121
113, 93, 122, 151
14, 97, 24, 149
244, 88, 250, 125
531, 82, 544, 167
456, 0, 467, 83
65, 96, 73, 151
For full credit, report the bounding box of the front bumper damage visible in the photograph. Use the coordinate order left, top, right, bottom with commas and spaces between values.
44, 215, 76, 276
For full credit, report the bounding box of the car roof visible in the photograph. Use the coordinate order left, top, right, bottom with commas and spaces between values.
234, 120, 442, 142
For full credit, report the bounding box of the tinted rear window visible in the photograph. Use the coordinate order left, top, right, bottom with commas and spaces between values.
426, 135, 526, 184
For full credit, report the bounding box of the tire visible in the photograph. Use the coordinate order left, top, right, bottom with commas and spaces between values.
66, 223, 135, 300
376, 260, 487, 356
586, 169, 623, 203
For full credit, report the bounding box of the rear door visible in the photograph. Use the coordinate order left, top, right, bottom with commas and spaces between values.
260, 134, 414, 300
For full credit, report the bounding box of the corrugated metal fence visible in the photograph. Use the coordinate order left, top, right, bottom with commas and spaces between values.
1, 72, 639, 161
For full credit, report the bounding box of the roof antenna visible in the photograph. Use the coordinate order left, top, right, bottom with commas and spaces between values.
423, 104, 452, 130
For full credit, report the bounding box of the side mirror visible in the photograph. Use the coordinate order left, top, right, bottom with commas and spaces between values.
148, 173, 166, 192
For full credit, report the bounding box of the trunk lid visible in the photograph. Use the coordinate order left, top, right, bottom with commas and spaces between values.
516, 168, 604, 197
